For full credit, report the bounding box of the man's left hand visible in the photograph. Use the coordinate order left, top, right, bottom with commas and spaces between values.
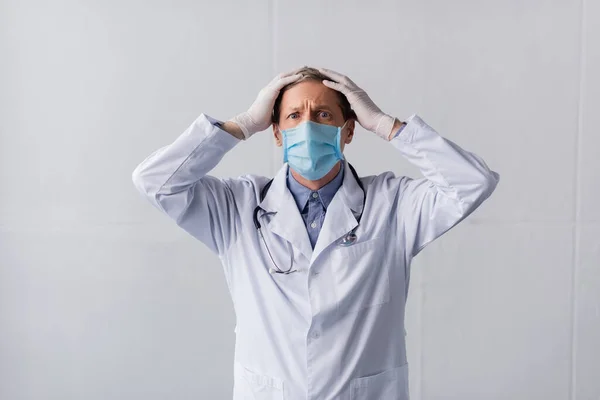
318, 68, 399, 141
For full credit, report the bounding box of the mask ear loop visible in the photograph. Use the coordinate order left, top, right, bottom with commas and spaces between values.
281, 127, 289, 163
336, 120, 348, 160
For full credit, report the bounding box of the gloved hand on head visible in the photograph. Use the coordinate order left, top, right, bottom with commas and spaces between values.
230, 67, 305, 140
318, 68, 397, 141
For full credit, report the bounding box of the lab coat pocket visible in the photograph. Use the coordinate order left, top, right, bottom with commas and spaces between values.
233, 360, 284, 400
350, 363, 409, 400
332, 236, 390, 315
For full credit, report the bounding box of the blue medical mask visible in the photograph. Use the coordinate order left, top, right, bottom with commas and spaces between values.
281, 120, 348, 181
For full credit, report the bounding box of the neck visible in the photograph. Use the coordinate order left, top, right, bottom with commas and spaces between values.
290, 161, 342, 191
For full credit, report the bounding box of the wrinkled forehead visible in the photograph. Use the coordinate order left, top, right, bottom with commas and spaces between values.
279, 80, 343, 113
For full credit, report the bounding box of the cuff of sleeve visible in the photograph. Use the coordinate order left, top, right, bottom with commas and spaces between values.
393, 122, 407, 138
204, 114, 225, 127
194, 113, 242, 148
390, 113, 425, 144
201, 113, 242, 144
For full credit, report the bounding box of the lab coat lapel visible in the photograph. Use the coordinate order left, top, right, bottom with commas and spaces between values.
310, 159, 365, 265
258, 163, 313, 262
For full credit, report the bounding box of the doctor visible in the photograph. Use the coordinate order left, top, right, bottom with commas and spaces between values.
132, 66, 499, 399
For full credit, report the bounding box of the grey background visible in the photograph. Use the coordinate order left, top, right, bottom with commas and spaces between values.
1, 0, 599, 399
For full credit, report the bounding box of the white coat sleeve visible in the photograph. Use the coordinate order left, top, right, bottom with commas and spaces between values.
388, 114, 500, 257
131, 113, 243, 256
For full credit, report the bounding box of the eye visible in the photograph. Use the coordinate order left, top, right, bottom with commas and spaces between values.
318, 111, 331, 118
287, 112, 299, 119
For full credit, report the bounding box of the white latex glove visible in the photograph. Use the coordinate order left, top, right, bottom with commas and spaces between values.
230, 68, 304, 140
318, 68, 397, 140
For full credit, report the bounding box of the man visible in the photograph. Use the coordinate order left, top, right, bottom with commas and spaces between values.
132, 66, 499, 399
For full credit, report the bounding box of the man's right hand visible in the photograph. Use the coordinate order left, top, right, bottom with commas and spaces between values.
228, 68, 304, 140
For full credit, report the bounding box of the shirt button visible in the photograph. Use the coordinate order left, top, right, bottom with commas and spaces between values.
310, 222, 317, 229
312, 270, 319, 276
312, 331, 320, 339
312, 192, 318, 199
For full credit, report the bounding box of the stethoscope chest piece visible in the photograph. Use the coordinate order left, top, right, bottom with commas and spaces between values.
339, 232, 357, 247
258, 162, 365, 270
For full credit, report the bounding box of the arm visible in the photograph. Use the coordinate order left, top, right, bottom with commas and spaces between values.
388, 118, 406, 141
219, 120, 246, 140
317, 67, 499, 256
131, 69, 304, 255
389, 114, 499, 257
131, 113, 243, 255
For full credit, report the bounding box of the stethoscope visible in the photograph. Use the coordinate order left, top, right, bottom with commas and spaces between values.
252, 162, 366, 275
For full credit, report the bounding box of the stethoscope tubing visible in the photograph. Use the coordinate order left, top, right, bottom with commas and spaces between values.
253, 162, 365, 274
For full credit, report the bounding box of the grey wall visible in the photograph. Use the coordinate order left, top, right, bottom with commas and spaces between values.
1, 0, 598, 399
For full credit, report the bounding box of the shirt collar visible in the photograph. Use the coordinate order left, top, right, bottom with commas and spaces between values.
286, 162, 345, 212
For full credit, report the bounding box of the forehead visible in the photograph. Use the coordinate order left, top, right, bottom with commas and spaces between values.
279, 80, 341, 111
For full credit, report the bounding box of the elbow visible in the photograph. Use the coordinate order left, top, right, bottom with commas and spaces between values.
131, 164, 159, 198
131, 165, 168, 214
457, 170, 499, 215
131, 165, 146, 194
468, 170, 500, 209
480, 170, 500, 198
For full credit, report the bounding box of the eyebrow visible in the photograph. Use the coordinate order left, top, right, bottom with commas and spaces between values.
284, 104, 337, 112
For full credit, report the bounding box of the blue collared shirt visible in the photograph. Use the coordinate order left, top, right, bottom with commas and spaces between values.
286, 162, 345, 249
286, 122, 407, 248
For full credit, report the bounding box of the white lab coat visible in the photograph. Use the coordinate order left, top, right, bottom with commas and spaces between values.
132, 112, 499, 400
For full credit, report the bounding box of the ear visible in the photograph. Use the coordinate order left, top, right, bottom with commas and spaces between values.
272, 123, 283, 147
344, 119, 355, 144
